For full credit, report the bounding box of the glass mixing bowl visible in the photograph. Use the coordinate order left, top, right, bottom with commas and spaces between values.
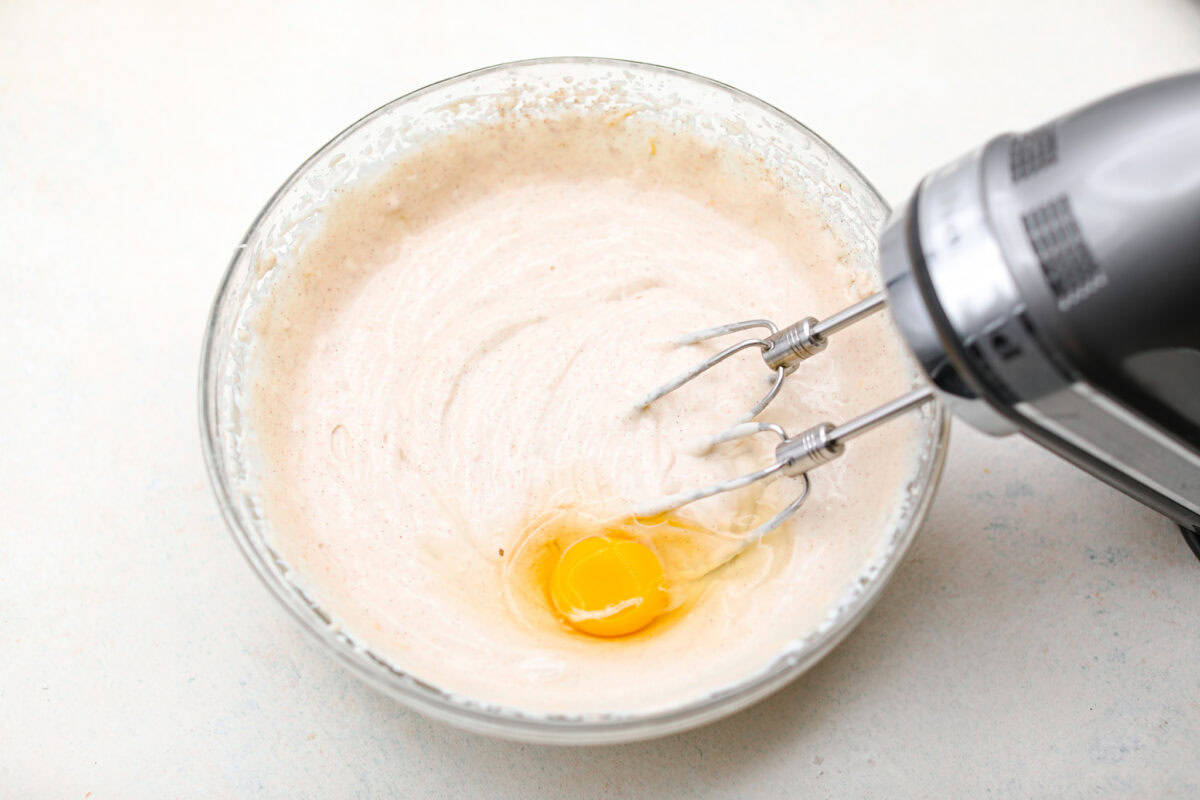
200, 57, 950, 744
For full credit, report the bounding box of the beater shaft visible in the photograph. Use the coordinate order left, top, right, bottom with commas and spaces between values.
811, 291, 887, 340
829, 385, 934, 440
775, 387, 935, 477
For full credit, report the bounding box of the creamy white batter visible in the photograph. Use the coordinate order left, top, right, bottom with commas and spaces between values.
247, 113, 926, 716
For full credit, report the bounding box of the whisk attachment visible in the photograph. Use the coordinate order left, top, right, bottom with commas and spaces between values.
635, 386, 935, 540
637, 321, 786, 423
638, 292, 888, 422
688, 421, 787, 455
635, 289, 933, 542
670, 318, 778, 346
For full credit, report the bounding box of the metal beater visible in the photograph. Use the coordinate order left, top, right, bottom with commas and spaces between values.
635, 292, 934, 540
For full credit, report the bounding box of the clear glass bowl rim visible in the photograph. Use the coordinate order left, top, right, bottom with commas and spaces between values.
199, 56, 951, 744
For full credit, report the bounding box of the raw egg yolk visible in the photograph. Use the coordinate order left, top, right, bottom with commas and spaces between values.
549, 535, 668, 637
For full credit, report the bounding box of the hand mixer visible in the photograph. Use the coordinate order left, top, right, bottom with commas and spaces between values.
637, 70, 1200, 551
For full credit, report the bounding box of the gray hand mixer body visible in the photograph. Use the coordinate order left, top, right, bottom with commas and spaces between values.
883, 70, 1200, 534
638, 71, 1200, 541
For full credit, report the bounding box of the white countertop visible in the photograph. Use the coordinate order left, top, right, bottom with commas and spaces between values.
4, 0, 1199, 796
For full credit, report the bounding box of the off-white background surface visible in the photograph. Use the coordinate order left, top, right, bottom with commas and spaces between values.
3, 1, 1199, 797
